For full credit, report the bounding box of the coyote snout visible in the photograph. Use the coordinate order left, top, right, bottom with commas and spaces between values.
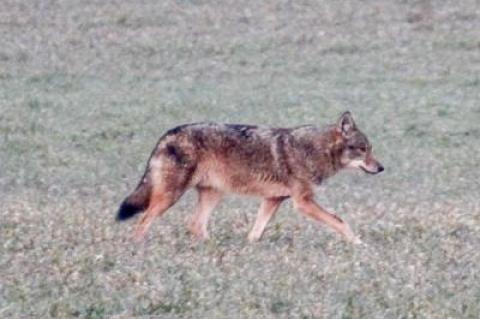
117, 111, 383, 244
346, 155, 384, 175
362, 155, 384, 174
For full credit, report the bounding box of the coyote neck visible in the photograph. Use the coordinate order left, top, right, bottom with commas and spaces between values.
288, 127, 345, 184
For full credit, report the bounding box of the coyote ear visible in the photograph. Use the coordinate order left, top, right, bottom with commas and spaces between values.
337, 111, 356, 136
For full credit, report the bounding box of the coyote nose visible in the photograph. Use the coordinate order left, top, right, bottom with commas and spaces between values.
377, 165, 384, 173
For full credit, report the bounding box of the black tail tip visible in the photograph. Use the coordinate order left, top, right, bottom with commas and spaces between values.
116, 201, 143, 221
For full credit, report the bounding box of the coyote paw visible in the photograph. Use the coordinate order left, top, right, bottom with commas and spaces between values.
247, 232, 261, 242
187, 219, 209, 240
350, 236, 363, 245
133, 227, 147, 242
343, 223, 362, 245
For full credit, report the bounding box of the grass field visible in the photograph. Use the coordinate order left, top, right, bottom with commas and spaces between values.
1, 0, 480, 318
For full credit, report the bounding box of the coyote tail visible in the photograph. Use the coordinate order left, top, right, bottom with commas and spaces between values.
116, 174, 152, 221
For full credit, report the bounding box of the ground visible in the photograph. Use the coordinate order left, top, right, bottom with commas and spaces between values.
1, 0, 480, 318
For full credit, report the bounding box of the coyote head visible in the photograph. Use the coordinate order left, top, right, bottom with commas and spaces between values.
336, 112, 384, 175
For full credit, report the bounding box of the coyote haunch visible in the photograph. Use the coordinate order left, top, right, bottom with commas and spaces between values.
117, 112, 383, 243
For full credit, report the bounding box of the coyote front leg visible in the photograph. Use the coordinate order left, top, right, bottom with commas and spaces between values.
293, 195, 361, 244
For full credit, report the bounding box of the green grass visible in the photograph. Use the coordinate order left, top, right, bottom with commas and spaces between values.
1, 0, 480, 318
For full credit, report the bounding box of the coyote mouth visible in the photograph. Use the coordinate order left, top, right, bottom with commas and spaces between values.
360, 166, 379, 175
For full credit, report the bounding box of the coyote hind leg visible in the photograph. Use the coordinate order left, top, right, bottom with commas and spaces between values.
133, 191, 182, 240
188, 187, 223, 240
133, 165, 191, 240
248, 197, 286, 242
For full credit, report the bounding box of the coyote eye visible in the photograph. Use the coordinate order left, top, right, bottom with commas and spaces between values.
348, 145, 367, 152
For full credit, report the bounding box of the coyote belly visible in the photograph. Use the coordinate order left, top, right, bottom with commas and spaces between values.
117, 112, 384, 243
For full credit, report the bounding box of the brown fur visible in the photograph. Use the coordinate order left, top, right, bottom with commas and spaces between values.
117, 112, 383, 243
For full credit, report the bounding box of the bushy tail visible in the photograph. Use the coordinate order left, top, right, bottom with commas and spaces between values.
116, 177, 152, 221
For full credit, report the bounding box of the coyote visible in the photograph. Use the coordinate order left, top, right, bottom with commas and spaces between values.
117, 112, 383, 243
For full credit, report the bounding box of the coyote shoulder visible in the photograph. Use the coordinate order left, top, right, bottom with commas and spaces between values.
117, 112, 383, 243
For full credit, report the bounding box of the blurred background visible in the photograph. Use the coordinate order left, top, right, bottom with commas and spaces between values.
1, 0, 479, 318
